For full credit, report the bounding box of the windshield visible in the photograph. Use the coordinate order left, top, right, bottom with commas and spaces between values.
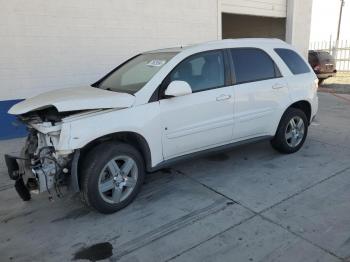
98, 52, 177, 94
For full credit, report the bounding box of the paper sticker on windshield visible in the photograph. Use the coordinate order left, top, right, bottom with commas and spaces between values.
146, 60, 166, 67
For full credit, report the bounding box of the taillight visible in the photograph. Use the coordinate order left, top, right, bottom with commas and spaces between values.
313, 65, 321, 71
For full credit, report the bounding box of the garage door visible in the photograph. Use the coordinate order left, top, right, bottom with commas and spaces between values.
221, 0, 286, 18
222, 13, 286, 40
221, 0, 286, 40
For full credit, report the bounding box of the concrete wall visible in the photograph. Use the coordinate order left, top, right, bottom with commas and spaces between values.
286, 0, 314, 57
0, 0, 218, 101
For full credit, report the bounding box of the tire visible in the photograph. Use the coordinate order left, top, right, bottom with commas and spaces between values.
15, 178, 31, 201
318, 78, 325, 85
80, 141, 145, 214
271, 108, 308, 154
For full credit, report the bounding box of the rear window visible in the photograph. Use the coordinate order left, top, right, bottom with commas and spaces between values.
308, 52, 318, 64
230, 48, 281, 84
317, 51, 334, 61
275, 48, 310, 75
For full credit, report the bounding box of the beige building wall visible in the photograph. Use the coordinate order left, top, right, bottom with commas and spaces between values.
0, 0, 313, 101
286, 0, 314, 57
0, 0, 219, 100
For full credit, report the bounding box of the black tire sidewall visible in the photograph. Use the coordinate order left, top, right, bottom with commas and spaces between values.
81, 142, 145, 214
272, 108, 308, 154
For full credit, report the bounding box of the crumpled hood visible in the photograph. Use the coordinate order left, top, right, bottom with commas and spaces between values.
8, 86, 135, 115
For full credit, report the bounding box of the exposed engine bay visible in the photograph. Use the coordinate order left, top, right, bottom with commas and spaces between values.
5, 107, 83, 200
25, 130, 71, 194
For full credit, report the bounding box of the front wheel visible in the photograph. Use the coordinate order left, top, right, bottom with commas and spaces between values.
80, 142, 145, 214
271, 108, 308, 154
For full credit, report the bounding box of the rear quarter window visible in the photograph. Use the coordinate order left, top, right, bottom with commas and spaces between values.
317, 51, 334, 62
275, 48, 310, 75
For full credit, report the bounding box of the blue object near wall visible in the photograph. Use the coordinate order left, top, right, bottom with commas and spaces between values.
0, 99, 27, 140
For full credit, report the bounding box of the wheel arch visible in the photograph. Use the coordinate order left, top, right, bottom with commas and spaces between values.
72, 131, 152, 192
288, 100, 312, 124
80, 131, 152, 170
273, 100, 312, 137
271, 100, 311, 154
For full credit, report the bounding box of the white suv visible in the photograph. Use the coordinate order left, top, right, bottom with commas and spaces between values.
5, 39, 318, 213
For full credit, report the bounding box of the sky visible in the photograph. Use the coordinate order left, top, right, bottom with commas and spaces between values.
310, 0, 350, 42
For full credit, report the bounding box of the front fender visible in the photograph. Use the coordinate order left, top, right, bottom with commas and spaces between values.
57, 103, 163, 167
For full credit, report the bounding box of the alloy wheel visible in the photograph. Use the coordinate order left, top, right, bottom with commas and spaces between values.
285, 116, 305, 148
98, 156, 138, 204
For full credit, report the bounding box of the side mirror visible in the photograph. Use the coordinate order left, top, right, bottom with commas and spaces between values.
164, 81, 192, 97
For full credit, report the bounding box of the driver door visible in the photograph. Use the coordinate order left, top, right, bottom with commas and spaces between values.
159, 50, 234, 159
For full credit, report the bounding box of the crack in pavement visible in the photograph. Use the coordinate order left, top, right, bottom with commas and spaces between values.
259, 215, 344, 261
0, 184, 13, 192
165, 215, 257, 262
331, 93, 350, 104
309, 138, 350, 150
258, 166, 350, 214
110, 198, 239, 260
172, 166, 350, 261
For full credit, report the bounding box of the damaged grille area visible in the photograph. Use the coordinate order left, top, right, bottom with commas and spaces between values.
24, 130, 73, 197
6, 106, 99, 201
6, 126, 74, 200
18, 106, 86, 124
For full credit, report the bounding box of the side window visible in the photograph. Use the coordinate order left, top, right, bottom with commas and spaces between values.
318, 51, 333, 61
230, 48, 279, 84
275, 48, 310, 75
169, 50, 225, 92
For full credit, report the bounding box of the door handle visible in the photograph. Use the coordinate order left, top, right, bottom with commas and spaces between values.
272, 83, 284, 89
216, 94, 232, 101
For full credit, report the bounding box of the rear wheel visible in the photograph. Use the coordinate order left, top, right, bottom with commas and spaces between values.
318, 78, 325, 85
80, 142, 145, 214
271, 108, 308, 154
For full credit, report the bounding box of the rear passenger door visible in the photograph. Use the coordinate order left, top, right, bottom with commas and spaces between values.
229, 48, 289, 140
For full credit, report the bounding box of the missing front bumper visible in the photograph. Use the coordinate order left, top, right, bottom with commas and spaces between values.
4, 149, 81, 202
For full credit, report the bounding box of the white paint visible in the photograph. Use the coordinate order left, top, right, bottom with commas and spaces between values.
164, 81, 192, 97
221, 0, 287, 17
11, 39, 318, 168
160, 83, 234, 159
8, 86, 135, 114
232, 77, 289, 140
286, 0, 313, 57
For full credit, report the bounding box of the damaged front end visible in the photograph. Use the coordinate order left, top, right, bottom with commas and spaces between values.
5, 107, 80, 201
